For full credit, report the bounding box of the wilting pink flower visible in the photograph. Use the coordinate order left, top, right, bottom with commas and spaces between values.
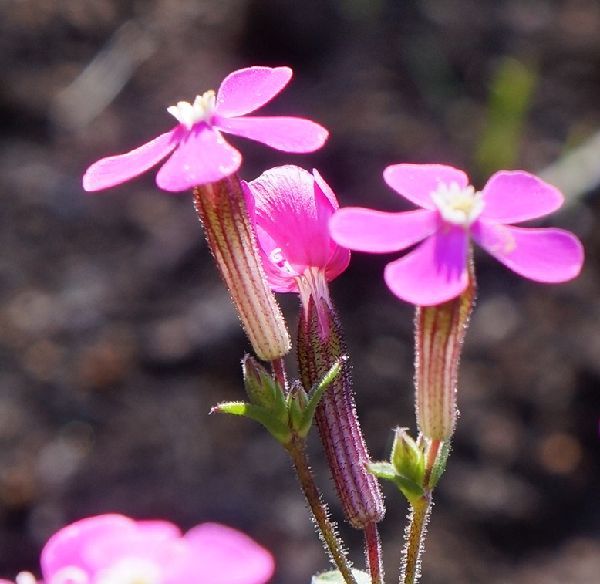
40, 514, 274, 584
83, 67, 328, 192
244, 165, 350, 330
330, 164, 584, 306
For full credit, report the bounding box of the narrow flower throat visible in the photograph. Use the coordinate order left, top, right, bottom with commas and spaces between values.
431, 182, 484, 226
167, 89, 216, 129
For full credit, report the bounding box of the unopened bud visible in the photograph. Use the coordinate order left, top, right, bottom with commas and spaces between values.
298, 296, 385, 528
415, 268, 476, 441
289, 379, 309, 410
242, 354, 280, 407
391, 428, 425, 487
193, 176, 291, 361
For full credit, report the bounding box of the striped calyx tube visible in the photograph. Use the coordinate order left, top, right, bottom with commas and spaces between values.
415, 264, 476, 441
193, 176, 291, 361
298, 296, 385, 528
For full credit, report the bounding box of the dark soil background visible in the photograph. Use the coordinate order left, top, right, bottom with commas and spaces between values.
0, 1, 599, 582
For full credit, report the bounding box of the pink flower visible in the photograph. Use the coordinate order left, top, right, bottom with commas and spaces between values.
244, 165, 350, 313
83, 67, 328, 192
40, 514, 274, 584
330, 164, 584, 306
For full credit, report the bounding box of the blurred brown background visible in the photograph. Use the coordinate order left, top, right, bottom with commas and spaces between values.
0, 0, 599, 582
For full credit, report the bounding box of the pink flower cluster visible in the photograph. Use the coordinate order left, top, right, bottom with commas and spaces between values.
83, 65, 584, 308
4, 515, 274, 584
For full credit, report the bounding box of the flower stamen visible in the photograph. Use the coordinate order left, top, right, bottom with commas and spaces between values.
431, 182, 484, 226
167, 90, 216, 130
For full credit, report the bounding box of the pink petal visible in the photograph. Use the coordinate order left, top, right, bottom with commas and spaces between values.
313, 168, 340, 210
329, 207, 439, 253
215, 66, 292, 117
184, 523, 275, 584
83, 129, 182, 192
479, 171, 564, 223
383, 227, 469, 305
383, 164, 469, 210
217, 116, 328, 152
156, 127, 242, 191
134, 520, 182, 540
84, 528, 189, 579
41, 515, 136, 579
247, 166, 347, 286
472, 221, 584, 282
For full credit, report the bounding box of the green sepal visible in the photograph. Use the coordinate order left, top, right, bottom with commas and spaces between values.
295, 357, 344, 438
367, 460, 425, 506
393, 476, 426, 506
218, 356, 343, 445
428, 440, 451, 489
366, 461, 396, 481
311, 568, 369, 584
211, 401, 291, 444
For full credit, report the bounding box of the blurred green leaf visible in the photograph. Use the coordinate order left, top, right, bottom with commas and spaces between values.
475, 58, 537, 177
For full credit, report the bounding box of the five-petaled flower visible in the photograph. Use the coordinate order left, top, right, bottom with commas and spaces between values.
244, 165, 350, 331
83, 66, 328, 192
330, 164, 584, 306
38, 514, 274, 584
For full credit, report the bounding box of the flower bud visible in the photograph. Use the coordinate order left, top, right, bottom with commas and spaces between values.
415, 267, 476, 441
391, 428, 425, 487
193, 176, 291, 361
298, 296, 385, 528
242, 354, 280, 407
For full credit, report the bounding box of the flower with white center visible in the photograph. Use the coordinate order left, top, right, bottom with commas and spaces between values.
83, 66, 328, 192
330, 163, 584, 306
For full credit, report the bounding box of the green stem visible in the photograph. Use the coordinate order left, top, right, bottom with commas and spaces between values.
286, 436, 357, 584
401, 496, 430, 584
400, 439, 440, 583
364, 522, 385, 584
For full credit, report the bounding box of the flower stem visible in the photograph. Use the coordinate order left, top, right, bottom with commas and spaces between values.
286, 436, 357, 584
400, 438, 440, 584
401, 496, 430, 584
364, 522, 385, 584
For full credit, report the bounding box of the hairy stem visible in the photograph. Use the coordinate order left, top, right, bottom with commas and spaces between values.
401, 496, 430, 584
400, 439, 441, 583
364, 522, 385, 584
286, 436, 357, 584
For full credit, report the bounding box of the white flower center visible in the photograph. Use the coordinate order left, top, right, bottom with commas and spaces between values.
430, 181, 484, 226
94, 558, 161, 584
167, 89, 216, 130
